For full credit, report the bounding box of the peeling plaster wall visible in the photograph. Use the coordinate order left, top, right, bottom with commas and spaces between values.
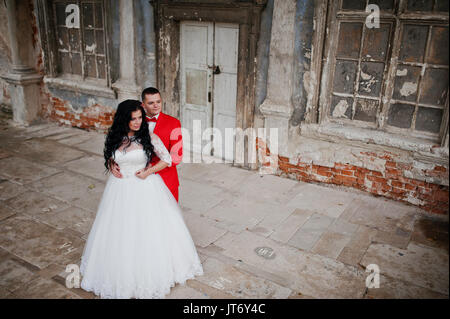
135, 0, 157, 89
291, 0, 314, 126
109, 0, 120, 85
0, 2, 12, 107
254, 0, 274, 125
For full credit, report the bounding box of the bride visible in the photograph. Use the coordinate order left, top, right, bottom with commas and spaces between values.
79, 99, 203, 299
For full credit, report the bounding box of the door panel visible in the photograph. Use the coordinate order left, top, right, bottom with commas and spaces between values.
213, 23, 239, 161
180, 21, 213, 155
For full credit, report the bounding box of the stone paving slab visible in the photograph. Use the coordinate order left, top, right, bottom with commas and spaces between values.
182, 211, 228, 248
193, 164, 255, 191
12, 276, 81, 299
205, 195, 293, 234
177, 163, 211, 181
166, 283, 210, 299
0, 259, 40, 294
25, 125, 76, 139
179, 179, 232, 215
360, 242, 449, 295
0, 286, 11, 298
310, 230, 352, 259
248, 205, 296, 238
63, 156, 109, 182
29, 206, 95, 235
0, 156, 61, 185
73, 134, 106, 156
4, 190, 71, 217
11, 139, 85, 166
0, 181, 27, 201
0, 214, 84, 270
197, 244, 293, 291
287, 213, 335, 251
0, 149, 11, 160
337, 225, 378, 267
373, 228, 411, 249
0, 205, 16, 222
231, 173, 299, 204
348, 198, 417, 233
183, 163, 244, 189
193, 256, 292, 299
337, 196, 382, 222
46, 131, 82, 141
56, 131, 98, 146
364, 275, 448, 299
410, 215, 449, 251
21, 123, 56, 133
269, 209, 314, 244
286, 183, 355, 218
214, 230, 367, 298
28, 172, 105, 213
13, 124, 56, 138
185, 277, 236, 299
328, 219, 359, 236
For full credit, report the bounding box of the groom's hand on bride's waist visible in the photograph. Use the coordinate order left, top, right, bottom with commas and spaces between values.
111, 162, 123, 178
135, 167, 153, 179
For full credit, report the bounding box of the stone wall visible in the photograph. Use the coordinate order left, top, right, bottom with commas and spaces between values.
0, 2, 11, 107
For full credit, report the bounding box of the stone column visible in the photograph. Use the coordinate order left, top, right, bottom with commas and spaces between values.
1, 0, 43, 125
111, 0, 141, 101
259, 0, 297, 157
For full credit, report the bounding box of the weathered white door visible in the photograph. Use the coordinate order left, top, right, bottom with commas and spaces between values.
180, 21, 214, 155
212, 23, 239, 162
180, 21, 238, 162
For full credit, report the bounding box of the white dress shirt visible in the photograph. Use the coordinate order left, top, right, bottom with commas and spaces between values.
147, 112, 160, 134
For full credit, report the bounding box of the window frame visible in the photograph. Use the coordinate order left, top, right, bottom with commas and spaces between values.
37, 0, 112, 88
318, 0, 449, 145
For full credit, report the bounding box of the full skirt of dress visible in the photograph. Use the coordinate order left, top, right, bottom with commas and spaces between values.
79, 173, 204, 299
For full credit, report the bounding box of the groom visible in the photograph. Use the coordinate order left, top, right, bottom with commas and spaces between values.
111, 87, 183, 202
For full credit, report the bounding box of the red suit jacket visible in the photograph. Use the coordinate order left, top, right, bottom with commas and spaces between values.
147, 112, 183, 201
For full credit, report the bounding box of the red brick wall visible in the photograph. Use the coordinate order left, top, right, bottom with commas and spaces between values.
258, 138, 449, 216
40, 93, 114, 132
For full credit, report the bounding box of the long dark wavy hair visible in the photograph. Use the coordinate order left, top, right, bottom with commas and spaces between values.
104, 99, 154, 171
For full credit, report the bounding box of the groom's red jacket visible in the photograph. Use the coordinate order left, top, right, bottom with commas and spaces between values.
147, 112, 183, 201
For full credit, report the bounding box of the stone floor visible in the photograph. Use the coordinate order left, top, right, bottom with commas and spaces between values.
0, 114, 448, 299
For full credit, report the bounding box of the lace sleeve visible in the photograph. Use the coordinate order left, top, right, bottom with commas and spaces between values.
151, 133, 172, 167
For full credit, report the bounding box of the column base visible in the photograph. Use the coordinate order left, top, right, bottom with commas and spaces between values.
1, 72, 43, 125
259, 98, 293, 157
112, 80, 142, 102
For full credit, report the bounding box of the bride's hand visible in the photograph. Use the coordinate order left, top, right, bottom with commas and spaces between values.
135, 167, 152, 179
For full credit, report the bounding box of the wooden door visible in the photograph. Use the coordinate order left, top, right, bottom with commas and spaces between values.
180, 21, 239, 161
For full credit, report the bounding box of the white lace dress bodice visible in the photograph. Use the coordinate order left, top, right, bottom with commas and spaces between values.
114, 133, 172, 178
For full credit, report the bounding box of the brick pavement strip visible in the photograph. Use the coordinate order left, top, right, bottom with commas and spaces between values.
0, 121, 448, 299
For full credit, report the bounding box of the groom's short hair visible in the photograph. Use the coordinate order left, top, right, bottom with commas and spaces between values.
141, 87, 160, 101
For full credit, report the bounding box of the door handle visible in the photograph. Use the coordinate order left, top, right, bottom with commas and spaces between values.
207, 65, 221, 75
208, 92, 211, 103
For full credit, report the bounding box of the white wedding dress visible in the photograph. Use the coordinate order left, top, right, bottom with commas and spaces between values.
79, 134, 203, 299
